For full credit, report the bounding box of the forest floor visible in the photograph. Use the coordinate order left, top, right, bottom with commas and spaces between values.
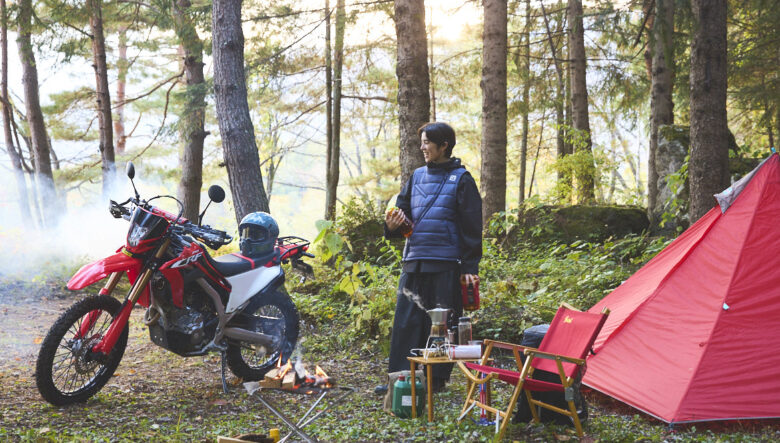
2, 279, 780, 442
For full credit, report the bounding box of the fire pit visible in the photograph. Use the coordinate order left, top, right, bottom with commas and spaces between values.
244, 360, 353, 443
257, 359, 334, 394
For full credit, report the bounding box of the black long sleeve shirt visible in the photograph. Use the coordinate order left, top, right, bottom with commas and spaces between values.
384, 157, 482, 275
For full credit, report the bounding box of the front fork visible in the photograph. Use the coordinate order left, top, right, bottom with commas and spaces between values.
76, 271, 124, 339
89, 240, 171, 355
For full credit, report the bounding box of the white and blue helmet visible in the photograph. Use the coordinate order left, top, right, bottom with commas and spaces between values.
238, 211, 279, 257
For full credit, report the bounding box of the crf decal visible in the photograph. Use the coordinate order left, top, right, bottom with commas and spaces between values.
170, 252, 202, 269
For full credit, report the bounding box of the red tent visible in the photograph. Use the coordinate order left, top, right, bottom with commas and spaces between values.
584, 154, 780, 424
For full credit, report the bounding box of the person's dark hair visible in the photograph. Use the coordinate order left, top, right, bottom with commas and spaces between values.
418, 122, 456, 157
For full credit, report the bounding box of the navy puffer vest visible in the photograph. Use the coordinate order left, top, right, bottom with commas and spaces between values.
403, 164, 467, 262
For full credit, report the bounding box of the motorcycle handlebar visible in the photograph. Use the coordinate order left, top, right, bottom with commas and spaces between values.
111, 197, 233, 248
178, 222, 233, 249
109, 200, 132, 220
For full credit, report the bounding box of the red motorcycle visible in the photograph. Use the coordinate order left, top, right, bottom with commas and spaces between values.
35, 162, 311, 406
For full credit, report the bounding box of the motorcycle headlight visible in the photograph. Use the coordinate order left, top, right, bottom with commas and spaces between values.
128, 224, 150, 247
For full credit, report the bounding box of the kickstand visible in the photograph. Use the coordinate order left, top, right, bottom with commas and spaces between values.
220, 351, 229, 394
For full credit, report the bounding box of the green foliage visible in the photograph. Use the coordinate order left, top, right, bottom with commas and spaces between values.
332, 196, 388, 263
469, 233, 671, 344
311, 217, 396, 343
551, 149, 598, 204
660, 154, 689, 232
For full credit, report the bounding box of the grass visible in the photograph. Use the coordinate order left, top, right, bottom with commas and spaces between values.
3, 272, 780, 442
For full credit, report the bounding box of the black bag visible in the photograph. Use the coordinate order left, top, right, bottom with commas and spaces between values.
513, 324, 588, 426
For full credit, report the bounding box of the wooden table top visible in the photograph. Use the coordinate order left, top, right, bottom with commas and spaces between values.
407, 355, 485, 364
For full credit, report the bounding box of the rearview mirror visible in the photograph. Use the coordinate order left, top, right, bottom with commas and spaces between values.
208, 185, 225, 203
126, 162, 135, 179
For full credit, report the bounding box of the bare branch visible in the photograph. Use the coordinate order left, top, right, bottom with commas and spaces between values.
131, 78, 179, 161
114, 70, 184, 109
343, 95, 390, 103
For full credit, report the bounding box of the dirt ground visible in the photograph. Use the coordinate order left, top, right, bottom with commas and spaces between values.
0, 280, 397, 442
6, 280, 780, 442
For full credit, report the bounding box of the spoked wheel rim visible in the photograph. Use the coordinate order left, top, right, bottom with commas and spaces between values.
51, 309, 114, 395
239, 304, 286, 369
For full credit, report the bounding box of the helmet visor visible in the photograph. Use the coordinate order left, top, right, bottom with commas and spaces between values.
242, 226, 268, 242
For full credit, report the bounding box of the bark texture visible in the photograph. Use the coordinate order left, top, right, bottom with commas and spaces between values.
394, 0, 429, 187
325, 0, 344, 220
88, 0, 116, 198
1, 0, 30, 221
17, 0, 56, 227
648, 0, 675, 225
517, 0, 531, 204
540, 2, 566, 184
689, 0, 729, 222
324, 0, 333, 218
480, 0, 507, 222
567, 0, 594, 202
212, 0, 269, 223
174, 0, 208, 222
114, 30, 127, 154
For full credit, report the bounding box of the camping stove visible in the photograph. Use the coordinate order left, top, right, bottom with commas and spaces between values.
423, 307, 451, 358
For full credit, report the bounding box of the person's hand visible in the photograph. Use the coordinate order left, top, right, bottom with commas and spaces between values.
460, 274, 479, 287
385, 208, 406, 231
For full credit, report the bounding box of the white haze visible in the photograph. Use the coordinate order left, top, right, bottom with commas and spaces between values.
0, 167, 133, 280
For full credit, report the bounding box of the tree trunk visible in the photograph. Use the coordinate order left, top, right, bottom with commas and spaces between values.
689, 0, 729, 222
87, 0, 116, 198
428, 7, 436, 121
480, 0, 507, 223
114, 29, 127, 155
394, 0, 429, 187
648, 0, 674, 225
641, 0, 655, 81
324, 0, 333, 218
567, 0, 594, 202
325, 0, 344, 220
17, 0, 56, 227
173, 0, 208, 222
212, 0, 269, 223
2, 0, 30, 221
517, 0, 531, 205
540, 2, 567, 185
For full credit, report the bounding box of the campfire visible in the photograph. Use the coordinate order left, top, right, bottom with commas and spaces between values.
258, 356, 334, 394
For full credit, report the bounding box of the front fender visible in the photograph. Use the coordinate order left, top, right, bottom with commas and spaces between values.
67, 250, 143, 291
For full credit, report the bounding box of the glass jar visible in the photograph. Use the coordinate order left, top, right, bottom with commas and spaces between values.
458, 317, 472, 345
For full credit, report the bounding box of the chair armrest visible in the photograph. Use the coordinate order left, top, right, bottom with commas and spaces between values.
523, 348, 585, 365
456, 361, 497, 385
486, 339, 535, 352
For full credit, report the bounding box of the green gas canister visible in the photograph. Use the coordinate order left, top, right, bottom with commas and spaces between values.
391, 374, 425, 418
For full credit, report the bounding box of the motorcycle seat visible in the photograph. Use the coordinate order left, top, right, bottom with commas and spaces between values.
210, 252, 275, 277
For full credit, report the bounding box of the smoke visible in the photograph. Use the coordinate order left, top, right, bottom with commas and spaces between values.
0, 162, 166, 281
0, 198, 129, 281
401, 287, 427, 312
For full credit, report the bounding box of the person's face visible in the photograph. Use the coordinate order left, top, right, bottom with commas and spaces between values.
420, 132, 448, 163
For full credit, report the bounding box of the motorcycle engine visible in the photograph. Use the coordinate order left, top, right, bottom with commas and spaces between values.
147, 273, 217, 356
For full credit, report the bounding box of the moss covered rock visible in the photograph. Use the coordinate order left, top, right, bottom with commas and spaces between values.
504, 205, 649, 245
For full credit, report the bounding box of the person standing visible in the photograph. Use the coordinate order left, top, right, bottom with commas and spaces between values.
378, 122, 482, 394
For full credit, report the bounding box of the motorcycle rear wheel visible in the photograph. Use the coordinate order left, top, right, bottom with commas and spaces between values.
35, 295, 128, 406
226, 287, 299, 381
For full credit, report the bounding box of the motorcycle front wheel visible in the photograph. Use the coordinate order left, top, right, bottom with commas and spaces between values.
35, 295, 128, 406
226, 287, 299, 381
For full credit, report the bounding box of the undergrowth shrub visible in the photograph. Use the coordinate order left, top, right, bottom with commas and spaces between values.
295, 199, 672, 355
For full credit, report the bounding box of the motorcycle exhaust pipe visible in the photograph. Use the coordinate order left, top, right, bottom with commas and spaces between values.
222, 327, 277, 348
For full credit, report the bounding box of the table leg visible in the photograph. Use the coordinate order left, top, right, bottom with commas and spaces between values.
426, 364, 433, 422
410, 361, 417, 419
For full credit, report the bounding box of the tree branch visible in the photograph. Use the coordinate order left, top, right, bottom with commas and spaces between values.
113, 70, 184, 109
132, 78, 178, 161
343, 94, 390, 102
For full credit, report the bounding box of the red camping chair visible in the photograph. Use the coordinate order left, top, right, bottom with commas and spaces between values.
457, 305, 609, 440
